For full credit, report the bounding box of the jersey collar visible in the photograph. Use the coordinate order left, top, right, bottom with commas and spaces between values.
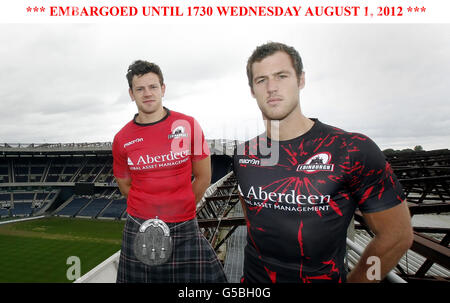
133, 107, 171, 127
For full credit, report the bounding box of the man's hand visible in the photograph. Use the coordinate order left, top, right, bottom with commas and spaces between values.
347, 201, 413, 282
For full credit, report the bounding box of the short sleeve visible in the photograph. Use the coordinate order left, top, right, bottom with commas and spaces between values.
347, 134, 405, 213
190, 118, 210, 161
112, 134, 131, 179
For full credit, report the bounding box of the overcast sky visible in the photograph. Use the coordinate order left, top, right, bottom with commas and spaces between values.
0, 23, 449, 151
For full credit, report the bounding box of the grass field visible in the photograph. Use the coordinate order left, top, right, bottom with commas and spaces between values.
0, 217, 125, 283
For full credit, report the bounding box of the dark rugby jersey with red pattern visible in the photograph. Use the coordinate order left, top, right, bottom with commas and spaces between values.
233, 119, 405, 283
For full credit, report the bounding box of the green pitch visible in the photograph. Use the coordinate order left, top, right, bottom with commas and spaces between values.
0, 217, 125, 283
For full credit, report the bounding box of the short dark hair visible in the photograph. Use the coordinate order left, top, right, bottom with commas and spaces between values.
126, 60, 164, 89
246, 42, 303, 89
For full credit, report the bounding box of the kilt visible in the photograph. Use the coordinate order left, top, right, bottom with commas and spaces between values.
116, 214, 228, 283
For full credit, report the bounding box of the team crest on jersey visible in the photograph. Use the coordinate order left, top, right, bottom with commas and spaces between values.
168, 126, 188, 139
296, 152, 334, 173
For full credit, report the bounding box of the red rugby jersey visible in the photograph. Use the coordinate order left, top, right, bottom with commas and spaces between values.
112, 108, 210, 222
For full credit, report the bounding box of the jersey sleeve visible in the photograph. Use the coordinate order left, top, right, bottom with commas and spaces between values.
347, 134, 405, 213
190, 117, 210, 161
112, 134, 131, 179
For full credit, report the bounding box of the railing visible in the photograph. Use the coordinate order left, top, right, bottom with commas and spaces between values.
74, 251, 120, 283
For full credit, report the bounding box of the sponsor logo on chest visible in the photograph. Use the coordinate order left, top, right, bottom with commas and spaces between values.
246, 186, 330, 205
128, 149, 190, 171
243, 186, 333, 214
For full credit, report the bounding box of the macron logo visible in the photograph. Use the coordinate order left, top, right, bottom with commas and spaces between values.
124, 138, 143, 148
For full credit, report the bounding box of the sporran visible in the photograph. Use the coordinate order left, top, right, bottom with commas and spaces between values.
133, 217, 173, 266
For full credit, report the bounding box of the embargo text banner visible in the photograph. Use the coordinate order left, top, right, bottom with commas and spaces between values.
2, 0, 449, 23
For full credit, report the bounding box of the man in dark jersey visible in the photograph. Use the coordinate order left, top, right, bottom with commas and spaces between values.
113, 60, 227, 283
233, 42, 413, 283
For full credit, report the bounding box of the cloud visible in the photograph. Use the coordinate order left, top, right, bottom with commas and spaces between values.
0, 23, 449, 151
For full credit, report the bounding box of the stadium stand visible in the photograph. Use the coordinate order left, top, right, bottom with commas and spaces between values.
77, 197, 111, 218
0, 143, 122, 219
0, 141, 233, 221
99, 198, 127, 219
10, 202, 33, 216
0, 187, 57, 218
0, 208, 9, 218
55, 197, 91, 217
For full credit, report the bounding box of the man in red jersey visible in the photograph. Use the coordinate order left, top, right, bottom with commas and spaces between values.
233, 42, 413, 283
113, 60, 227, 283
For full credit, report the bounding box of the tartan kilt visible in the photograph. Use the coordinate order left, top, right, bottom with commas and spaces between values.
116, 214, 228, 283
